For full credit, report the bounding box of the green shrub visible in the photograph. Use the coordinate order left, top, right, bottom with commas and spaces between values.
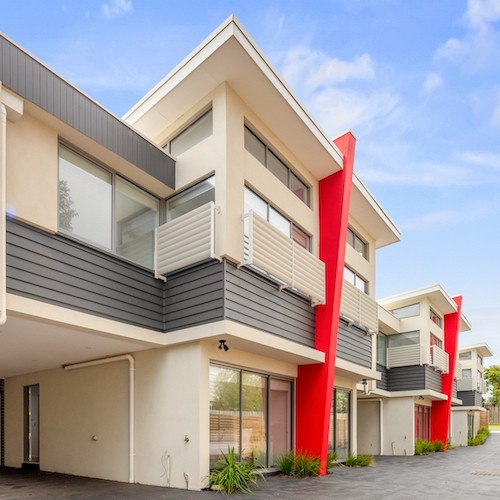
327, 450, 338, 469
208, 448, 264, 494
433, 440, 445, 452
468, 427, 490, 446
276, 451, 295, 476
415, 439, 434, 455
276, 451, 320, 477
345, 454, 372, 467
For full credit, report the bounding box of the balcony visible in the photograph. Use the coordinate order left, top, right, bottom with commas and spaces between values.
430, 345, 449, 374
386, 344, 423, 369
457, 378, 487, 393
340, 280, 378, 333
155, 201, 218, 278
243, 211, 325, 305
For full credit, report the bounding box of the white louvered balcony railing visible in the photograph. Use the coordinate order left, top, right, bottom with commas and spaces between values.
386, 344, 424, 369
456, 378, 486, 392
154, 202, 218, 279
455, 360, 462, 380
430, 345, 449, 374
340, 280, 378, 333
243, 211, 325, 306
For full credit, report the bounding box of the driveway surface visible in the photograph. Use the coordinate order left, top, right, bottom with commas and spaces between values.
1, 431, 499, 499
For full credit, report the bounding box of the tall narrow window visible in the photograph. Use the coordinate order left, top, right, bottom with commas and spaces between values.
377, 333, 387, 366
347, 227, 368, 260
329, 388, 351, 461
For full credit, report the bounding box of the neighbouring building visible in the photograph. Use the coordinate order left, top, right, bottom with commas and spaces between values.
450, 343, 493, 447
357, 285, 470, 455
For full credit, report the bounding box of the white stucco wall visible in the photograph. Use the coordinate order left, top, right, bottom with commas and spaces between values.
450, 410, 468, 447
382, 397, 415, 456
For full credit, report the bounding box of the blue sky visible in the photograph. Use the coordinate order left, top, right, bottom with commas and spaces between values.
2, 0, 499, 366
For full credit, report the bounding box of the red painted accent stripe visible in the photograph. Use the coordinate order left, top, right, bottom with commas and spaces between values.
296, 132, 355, 474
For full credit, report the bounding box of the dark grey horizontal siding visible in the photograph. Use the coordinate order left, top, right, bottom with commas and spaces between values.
457, 391, 483, 407
376, 363, 388, 390
336, 318, 371, 368
387, 365, 442, 392
6, 218, 164, 330
0, 34, 174, 188
163, 260, 224, 332
224, 262, 315, 347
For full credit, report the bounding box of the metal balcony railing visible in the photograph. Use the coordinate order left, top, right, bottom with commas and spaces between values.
430, 345, 449, 374
243, 211, 325, 305
340, 280, 378, 333
154, 202, 218, 279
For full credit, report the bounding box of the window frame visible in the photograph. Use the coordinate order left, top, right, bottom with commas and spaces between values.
244, 125, 310, 206
343, 265, 369, 294
58, 142, 160, 269
429, 308, 442, 327
390, 303, 420, 319
347, 226, 368, 260
167, 107, 213, 157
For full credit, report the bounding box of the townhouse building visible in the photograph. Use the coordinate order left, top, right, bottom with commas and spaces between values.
357, 285, 470, 456
0, 16, 403, 489
450, 343, 493, 447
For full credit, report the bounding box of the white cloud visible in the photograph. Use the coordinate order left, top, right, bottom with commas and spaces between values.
423, 72, 443, 93
465, 0, 500, 29
102, 0, 132, 20
281, 46, 374, 92
459, 151, 500, 169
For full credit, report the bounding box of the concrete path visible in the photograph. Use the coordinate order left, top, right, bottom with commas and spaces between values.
1, 432, 500, 499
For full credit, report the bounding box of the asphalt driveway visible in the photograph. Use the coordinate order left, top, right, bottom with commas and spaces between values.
1, 432, 499, 499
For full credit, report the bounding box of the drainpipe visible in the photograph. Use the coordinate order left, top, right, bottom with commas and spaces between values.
64, 354, 135, 483
0, 103, 7, 326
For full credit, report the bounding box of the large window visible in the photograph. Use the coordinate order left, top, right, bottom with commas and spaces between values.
58, 145, 159, 268
390, 303, 420, 319
343, 266, 368, 294
347, 227, 368, 260
377, 333, 387, 366
209, 364, 292, 469
329, 388, 351, 461
244, 187, 310, 250
459, 351, 471, 361
168, 109, 213, 156
388, 331, 420, 348
244, 126, 310, 206
166, 176, 215, 222
462, 368, 472, 379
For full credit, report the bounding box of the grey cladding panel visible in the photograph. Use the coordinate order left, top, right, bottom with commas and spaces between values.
224, 263, 315, 347
336, 319, 372, 368
163, 260, 225, 332
6, 219, 164, 330
456, 391, 483, 407
424, 366, 442, 392
0, 35, 174, 188
387, 365, 443, 392
376, 363, 388, 390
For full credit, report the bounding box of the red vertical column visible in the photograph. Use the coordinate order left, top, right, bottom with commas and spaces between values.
295, 132, 355, 474
431, 295, 462, 448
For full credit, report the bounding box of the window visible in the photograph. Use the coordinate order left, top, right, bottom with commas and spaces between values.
328, 388, 351, 461
388, 331, 420, 348
347, 227, 368, 259
462, 368, 472, 379
209, 364, 292, 468
477, 370, 483, 391
168, 109, 213, 156
430, 308, 442, 327
478, 356, 483, 366
343, 266, 368, 294
244, 126, 310, 206
390, 303, 420, 319
377, 333, 387, 366
58, 145, 159, 268
459, 351, 471, 361
415, 405, 431, 441
166, 176, 215, 222
430, 334, 442, 348
244, 187, 310, 250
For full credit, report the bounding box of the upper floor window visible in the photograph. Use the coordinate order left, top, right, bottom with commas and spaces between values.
462, 368, 471, 379
477, 370, 483, 390
58, 145, 159, 268
430, 334, 442, 348
478, 355, 483, 366
343, 266, 368, 294
430, 308, 442, 327
168, 109, 213, 156
459, 351, 471, 361
390, 303, 420, 319
244, 126, 310, 206
388, 330, 420, 348
244, 187, 310, 250
377, 333, 387, 366
347, 227, 368, 260
166, 176, 215, 222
